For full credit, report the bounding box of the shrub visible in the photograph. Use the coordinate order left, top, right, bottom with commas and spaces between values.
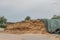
25, 16, 31, 20
52, 15, 60, 19
0, 16, 7, 28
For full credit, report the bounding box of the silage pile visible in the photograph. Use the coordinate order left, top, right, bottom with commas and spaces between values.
5, 19, 48, 34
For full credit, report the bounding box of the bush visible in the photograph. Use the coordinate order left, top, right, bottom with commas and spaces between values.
52, 15, 60, 19
0, 16, 7, 28
25, 16, 31, 20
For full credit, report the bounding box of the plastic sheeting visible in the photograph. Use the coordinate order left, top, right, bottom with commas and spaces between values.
44, 19, 60, 32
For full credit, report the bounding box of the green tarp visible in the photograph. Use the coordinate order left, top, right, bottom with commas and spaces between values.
44, 19, 60, 32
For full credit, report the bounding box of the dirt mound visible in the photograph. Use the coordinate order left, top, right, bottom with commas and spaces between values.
5, 19, 48, 34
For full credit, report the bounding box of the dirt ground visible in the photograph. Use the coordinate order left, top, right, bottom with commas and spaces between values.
0, 33, 60, 40
1, 20, 60, 40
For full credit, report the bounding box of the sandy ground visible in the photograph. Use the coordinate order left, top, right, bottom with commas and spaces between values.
0, 28, 60, 40
0, 33, 60, 40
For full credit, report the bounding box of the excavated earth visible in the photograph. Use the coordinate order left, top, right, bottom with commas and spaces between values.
5, 19, 48, 34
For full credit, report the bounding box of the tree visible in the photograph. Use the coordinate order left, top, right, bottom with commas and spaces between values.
0, 16, 7, 28
52, 15, 60, 19
25, 16, 31, 20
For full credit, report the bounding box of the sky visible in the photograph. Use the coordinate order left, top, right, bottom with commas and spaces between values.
0, 0, 60, 22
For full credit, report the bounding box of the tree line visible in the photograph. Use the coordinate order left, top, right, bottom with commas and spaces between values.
0, 15, 60, 28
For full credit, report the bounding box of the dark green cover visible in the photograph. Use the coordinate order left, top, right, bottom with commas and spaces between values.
44, 19, 60, 32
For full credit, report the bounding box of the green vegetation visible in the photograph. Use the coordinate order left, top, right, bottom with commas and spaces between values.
52, 15, 60, 19
0, 16, 7, 28
25, 16, 31, 20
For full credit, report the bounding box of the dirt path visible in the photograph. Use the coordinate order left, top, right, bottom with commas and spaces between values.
0, 33, 59, 40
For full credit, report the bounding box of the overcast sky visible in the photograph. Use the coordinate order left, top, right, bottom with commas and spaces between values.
0, 0, 60, 22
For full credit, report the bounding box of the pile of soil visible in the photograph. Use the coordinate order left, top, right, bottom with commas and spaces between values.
5, 19, 48, 34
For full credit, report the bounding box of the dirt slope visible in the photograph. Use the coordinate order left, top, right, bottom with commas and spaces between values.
5, 19, 48, 34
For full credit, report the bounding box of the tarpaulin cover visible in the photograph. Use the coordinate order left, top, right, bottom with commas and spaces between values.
44, 19, 60, 32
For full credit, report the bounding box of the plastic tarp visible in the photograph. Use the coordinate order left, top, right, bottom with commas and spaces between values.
44, 19, 60, 32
